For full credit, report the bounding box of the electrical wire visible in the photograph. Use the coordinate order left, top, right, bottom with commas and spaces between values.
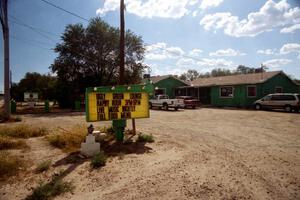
39, 0, 89, 22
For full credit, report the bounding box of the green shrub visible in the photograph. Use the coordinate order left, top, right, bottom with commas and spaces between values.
0, 136, 27, 150
91, 152, 107, 168
35, 160, 52, 173
137, 133, 154, 143
0, 125, 47, 138
26, 172, 74, 200
0, 151, 25, 180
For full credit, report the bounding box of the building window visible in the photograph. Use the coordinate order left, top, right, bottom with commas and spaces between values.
275, 87, 283, 93
220, 86, 234, 98
247, 86, 256, 97
155, 88, 166, 96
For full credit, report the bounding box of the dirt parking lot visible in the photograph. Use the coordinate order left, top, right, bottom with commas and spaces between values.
1, 108, 300, 200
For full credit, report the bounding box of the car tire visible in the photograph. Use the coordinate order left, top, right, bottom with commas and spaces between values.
163, 103, 168, 111
174, 107, 178, 111
255, 104, 261, 110
284, 105, 292, 112
149, 102, 152, 109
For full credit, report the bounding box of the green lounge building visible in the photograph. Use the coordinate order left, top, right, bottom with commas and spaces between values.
143, 75, 188, 98
175, 71, 300, 107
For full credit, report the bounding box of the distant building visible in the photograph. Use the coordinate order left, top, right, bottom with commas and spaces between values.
143, 75, 188, 98
175, 71, 300, 107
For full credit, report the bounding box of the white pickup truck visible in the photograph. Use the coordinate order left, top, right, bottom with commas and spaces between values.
149, 95, 184, 111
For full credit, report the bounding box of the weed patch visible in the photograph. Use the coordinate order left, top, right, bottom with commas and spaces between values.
91, 151, 107, 168
136, 133, 154, 143
26, 172, 74, 200
35, 160, 52, 173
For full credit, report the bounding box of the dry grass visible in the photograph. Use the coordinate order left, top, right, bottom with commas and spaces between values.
0, 124, 48, 138
47, 125, 86, 152
0, 151, 25, 180
0, 136, 28, 150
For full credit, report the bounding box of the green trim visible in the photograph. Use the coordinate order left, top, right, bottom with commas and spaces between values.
86, 83, 154, 94
85, 89, 89, 122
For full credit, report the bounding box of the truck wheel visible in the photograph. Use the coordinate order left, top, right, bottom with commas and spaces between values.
163, 103, 168, 111
255, 104, 261, 110
284, 105, 292, 112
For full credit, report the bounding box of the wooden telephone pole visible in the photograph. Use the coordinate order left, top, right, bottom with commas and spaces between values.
119, 0, 125, 85
0, 0, 10, 118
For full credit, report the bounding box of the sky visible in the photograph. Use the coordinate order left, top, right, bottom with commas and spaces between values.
1, 0, 300, 92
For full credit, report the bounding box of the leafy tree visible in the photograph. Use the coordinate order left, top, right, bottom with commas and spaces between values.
51, 18, 146, 108
11, 72, 57, 101
179, 69, 199, 81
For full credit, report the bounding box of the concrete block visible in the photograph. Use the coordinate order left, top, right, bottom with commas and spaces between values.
80, 134, 100, 157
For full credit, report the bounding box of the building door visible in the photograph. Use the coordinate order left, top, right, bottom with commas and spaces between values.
198, 87, 211, 104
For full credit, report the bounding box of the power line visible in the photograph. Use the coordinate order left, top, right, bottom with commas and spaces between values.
10, 35, 53, 51
39, 0, 89, 22
9, 17, 58, 43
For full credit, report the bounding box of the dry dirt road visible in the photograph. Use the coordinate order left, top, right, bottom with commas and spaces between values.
1, 108, 300, 200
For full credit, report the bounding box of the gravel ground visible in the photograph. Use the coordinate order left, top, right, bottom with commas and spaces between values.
1, 108, 300, 200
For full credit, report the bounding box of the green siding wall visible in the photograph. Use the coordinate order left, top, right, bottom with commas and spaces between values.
211, 73, 299, 107
154, 77, 187, 98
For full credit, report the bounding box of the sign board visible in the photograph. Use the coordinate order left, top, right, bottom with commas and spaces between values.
85, 84, 153, 122
24, 92, 38, 102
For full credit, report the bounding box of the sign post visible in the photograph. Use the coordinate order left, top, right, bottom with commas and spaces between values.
85, 83, 153, 141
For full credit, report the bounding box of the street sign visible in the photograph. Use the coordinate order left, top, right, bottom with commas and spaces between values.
85, 84, 153, 122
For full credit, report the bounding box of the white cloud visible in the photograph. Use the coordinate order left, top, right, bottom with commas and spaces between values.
196, 58, 234, 68
145, 42, 185, 60
209, 48, 246, 57
263, 59, 292, 68
200, 0, 224, 10
280, 43, 300, 56
280, 24, 300, 33
200, 0, 300, 37
189, 49, 203, 57
257, 49, 276, 55
97, 0, 195, 19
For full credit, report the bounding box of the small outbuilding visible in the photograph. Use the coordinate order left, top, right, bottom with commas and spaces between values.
143, 75, 188, 98
175, 71, 300, 107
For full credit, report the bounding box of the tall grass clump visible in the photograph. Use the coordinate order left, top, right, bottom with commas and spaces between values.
0, 125, 47, 138
0, 136, 27, 150
47, 125, 86, 152
0, 151, 25, 180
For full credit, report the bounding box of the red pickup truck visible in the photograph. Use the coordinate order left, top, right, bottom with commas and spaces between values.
176, 96, 200, 109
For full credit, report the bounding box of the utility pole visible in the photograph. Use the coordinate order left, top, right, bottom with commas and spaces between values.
119, 0, 125, 85
0, 0, 10, 119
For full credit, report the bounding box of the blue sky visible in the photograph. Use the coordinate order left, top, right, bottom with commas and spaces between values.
1, 0, 300, 92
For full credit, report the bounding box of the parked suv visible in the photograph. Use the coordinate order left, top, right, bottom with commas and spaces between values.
254, 93, 300, 112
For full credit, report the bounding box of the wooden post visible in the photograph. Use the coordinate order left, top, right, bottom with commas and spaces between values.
132, 118, 136, 135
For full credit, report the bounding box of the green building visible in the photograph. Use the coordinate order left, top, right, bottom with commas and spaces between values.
175, 71, 300, 107
143, 75, 188, 98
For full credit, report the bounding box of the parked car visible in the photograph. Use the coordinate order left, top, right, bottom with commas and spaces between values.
149, 95, 184, 111
176, 96, 200, 109
254, 93, 300, 112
